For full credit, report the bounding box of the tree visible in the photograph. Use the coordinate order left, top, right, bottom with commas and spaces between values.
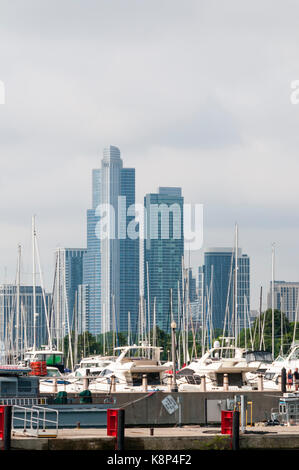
239, 309, 292, 357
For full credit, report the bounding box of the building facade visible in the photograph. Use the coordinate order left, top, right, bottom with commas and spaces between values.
144, 187, 184, 332
82, 146, 139, 335
0, 285, 51, 358
55, 248, 86, 339
200, 247, 250, 332
267, 281, 299, 322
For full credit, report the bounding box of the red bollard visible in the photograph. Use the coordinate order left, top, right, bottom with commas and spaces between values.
221, 410, 233, 435
0, 406, 12, 451
0, 406, 4, 442
107, 408, 125, 450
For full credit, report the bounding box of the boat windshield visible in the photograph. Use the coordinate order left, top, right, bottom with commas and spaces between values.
210, 348, 239, 359
121, 348, 157, 359
47, 368, 62, 377
245, 351, 273, 363
264, 372, 275, 380
99, 369, 114, 377
80, 361, 111, 368
289, 348, 299, 361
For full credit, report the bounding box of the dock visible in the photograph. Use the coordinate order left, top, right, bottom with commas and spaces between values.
10, 425, 299, 450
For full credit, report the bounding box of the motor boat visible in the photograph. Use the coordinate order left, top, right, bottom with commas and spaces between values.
246, 344, 299, 391
89, 344, 170, 392
67, 355, 116, 379
22, 346, 65, 373
177, 341, 264, 391
39, 366, 74, 393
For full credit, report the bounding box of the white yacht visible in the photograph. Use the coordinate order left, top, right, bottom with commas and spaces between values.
247, 344, 299, 391
22, 346, 65, 373
177, 341, 264, 391
39, 367, 74, 393
67, 355, 116, 379
89, 344, 170, 393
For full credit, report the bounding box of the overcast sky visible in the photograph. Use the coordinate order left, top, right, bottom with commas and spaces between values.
1, 0, 299, 310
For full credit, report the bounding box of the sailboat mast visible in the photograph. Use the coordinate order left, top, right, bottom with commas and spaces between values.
234, 224, 238, 348
32, 216, 37, 351
280, 295, 284, 355
16, 244, 21, 359
35, 230, 52, 349
153, 297, 156, 347
128, 311, 131, 346
271, 243, 275, 360
146, 262, 150, 345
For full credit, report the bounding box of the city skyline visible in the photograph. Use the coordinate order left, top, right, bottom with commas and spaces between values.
1, 1, 299, 313
0, 144, 297, 316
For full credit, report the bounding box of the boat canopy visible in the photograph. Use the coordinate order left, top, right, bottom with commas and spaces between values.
244, 351, 273, 363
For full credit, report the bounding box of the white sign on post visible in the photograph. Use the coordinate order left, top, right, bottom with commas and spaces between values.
162, 395, 179, 415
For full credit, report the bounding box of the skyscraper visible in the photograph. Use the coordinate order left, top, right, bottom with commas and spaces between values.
201, 247, 250, 331
82, 205, 101, 335
0, 284, 51, 354
144, 187, 184, 332
267, 281, 299, 322
55, 248, 86, 337
82, 146, 139, 335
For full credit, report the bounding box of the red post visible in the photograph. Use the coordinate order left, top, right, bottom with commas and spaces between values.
221, 410, 233, 435
0, 406, 4, 442
0, 406, 12, 451
107, 408, 125, 450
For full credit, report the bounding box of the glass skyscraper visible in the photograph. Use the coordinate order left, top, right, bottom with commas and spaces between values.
82, 207, 101, 335
82, 146, 139, 335
55, 248, 86, 337
0, 285, 51, 354
200, 247, 250, 332
267, 281, 299, 322
144, 187, 184, 332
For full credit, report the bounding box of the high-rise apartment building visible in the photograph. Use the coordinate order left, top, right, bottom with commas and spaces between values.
200, 247, 250, 331
267, 281, 299, 322
82, 146, 139, 335
55, 248, 86, 337
0, 285, 51, 354
144, 187, 184, 332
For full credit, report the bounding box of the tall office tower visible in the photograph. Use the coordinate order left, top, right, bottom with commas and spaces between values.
54, 248, 86, 339
144, 187, 184, 332
201, 247, 250, 331
82, 204, 101, 335
0, 284, 51, 355
267, 281, 299, 322
82, 146, 139, 335
186, 268, 197, 303
184, 267, 200, 330
196, 265, 205, 330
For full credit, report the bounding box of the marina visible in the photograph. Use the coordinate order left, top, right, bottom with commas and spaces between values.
9, 420, 299, 451
1, 3, 299, 457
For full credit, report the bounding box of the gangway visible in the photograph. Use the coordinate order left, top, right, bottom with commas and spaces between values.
12, 405, 59, 438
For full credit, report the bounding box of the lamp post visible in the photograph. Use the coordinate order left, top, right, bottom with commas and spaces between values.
171, 321, 178, 392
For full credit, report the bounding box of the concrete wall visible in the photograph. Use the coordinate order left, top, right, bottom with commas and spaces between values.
43, 390, 281, 426
108, 391, 281, 426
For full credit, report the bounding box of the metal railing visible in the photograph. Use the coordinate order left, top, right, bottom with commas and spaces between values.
12, 404, 59, 437
0, 397, 48, 406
